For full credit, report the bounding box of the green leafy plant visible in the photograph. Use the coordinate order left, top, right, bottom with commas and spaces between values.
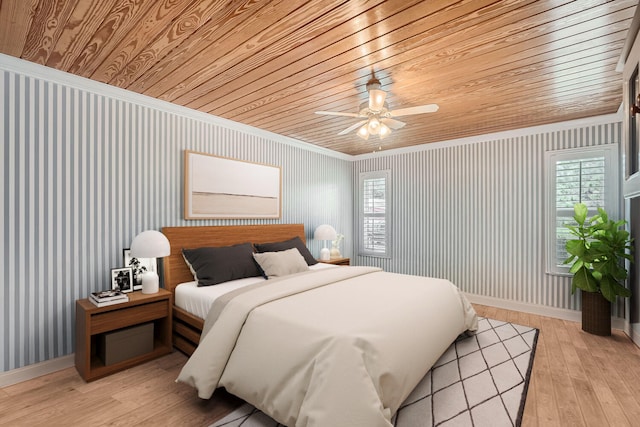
564, 203, 633, 303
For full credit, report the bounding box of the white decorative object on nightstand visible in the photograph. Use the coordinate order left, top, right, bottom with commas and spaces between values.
330, 233, 344, 258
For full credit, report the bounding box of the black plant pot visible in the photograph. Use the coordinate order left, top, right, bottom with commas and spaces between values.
581, 291, 611, 336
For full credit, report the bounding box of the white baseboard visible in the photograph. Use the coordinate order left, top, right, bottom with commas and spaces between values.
0, 354, 75, 388
465, 293, 626, 330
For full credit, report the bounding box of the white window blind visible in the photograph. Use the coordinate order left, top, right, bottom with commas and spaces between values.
359, 170, 391, 257
545, 145, 619, 274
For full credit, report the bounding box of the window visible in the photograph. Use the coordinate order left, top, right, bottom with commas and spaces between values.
359, 170, 391, 257
545, 145, 619, 274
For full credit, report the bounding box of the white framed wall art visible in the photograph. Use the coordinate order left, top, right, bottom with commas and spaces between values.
184, 150, 282, 220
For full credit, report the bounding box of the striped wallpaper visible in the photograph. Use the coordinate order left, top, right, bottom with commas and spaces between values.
0, 53, 625, 375
352, 122, 623, 316
0, 58, 352, 372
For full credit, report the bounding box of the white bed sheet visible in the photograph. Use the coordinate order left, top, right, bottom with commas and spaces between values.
175, 262, 339, 319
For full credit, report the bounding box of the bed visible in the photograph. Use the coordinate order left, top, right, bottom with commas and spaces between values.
163, 224, 478, 427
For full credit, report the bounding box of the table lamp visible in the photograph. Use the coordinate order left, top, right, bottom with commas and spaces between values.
314, 224, 337, 261
130, 230, 170, 294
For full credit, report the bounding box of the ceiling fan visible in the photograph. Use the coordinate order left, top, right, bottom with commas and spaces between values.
315, 76, 439, 140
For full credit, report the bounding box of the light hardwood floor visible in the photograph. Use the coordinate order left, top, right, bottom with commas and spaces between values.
1, 304, 640, 426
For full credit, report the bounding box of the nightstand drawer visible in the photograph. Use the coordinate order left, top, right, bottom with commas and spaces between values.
91, 301, 168, 335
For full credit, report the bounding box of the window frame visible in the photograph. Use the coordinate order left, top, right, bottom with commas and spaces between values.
544, 144, 619, 275
359, 170, 391, 258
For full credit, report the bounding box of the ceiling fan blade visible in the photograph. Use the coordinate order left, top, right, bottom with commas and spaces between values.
381, 118, 406, 130
338, 120, 368, 135
389, 104, 439, 117
315, 111, 360, 118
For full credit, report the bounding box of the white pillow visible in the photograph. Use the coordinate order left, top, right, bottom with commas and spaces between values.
252, 248, 309, 278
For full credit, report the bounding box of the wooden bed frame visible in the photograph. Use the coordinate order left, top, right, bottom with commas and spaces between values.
161, 224, 307, 356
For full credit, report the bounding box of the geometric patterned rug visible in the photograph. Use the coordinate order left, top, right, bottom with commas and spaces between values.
393, 317, 538, 426
211, 317, 539, 427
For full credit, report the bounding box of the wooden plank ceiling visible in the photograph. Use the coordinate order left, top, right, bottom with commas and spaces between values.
0, 0, 636, 155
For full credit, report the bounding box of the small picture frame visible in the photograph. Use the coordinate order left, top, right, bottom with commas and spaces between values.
123, 248, 158, 291
111, 267, 133, 293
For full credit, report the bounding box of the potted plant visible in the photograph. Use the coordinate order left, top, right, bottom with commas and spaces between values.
564, 203, 633, 335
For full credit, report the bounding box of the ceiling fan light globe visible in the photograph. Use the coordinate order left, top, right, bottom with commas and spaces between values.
357, 124, 370, 140
379, 123, 391, 138
368, 89, 386, 111
368, 117, 381, 135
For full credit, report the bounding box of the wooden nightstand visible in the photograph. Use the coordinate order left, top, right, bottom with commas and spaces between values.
319, 257, 350, 266
75, 289, 172, 382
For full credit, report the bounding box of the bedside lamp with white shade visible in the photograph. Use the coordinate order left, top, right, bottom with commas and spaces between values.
314, 224, 337, 261
130, 230, 171, 294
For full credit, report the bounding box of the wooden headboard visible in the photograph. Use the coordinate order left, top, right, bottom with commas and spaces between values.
161, 224, 306, 292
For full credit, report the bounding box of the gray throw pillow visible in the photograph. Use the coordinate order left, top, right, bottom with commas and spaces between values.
252, 248, 309, 278
254, 236, 318, 266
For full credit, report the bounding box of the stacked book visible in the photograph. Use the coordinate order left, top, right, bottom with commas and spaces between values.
89, 290, 129, 307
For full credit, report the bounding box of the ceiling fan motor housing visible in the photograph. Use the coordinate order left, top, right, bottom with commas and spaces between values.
366, 77, 381, 92
358, 101, 390, 117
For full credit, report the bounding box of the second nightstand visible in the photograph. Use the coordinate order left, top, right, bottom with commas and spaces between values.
319, 257, 350, 266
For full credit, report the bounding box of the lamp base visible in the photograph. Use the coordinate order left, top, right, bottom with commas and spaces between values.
319, 247, 330, 261
141, 272, 159, 294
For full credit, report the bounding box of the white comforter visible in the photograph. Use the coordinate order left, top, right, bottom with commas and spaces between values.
177, 266, 478, 427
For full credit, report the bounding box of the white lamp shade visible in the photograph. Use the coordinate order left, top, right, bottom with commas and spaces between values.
130, 230, 170, 258
314, 224, 337, 241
